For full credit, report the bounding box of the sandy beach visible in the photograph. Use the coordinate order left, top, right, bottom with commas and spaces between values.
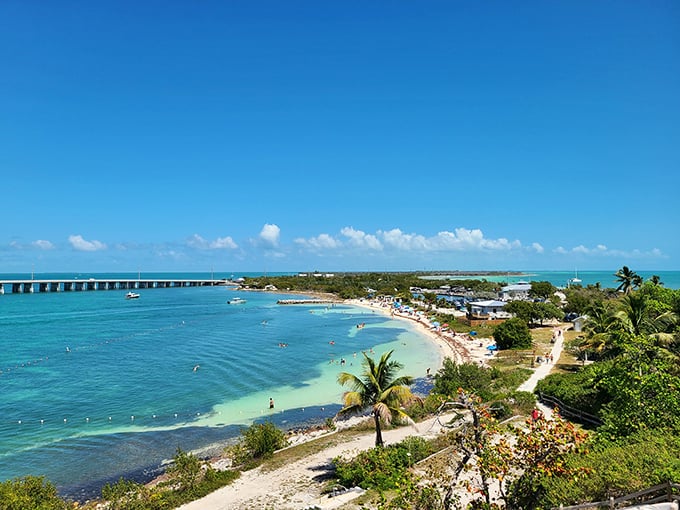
176, 297, 501, 510
348, 297, 499, 368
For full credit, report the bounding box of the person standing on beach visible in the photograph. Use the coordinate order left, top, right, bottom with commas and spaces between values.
269, 398, 274, 409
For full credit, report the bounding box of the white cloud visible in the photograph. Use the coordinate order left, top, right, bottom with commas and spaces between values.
553, 244, 664, 259
380, 229, 427, 250
212, 236, 238, 249
340, 227, 382, 250
378, 227, 521, 252
69, 235, 106, 251
32, 240, 54, 250
259, 224, 281, 247
187, 234, 238, 250
295, 226, 524, 255
531, 242, 544, 253
295, 233, 341, 249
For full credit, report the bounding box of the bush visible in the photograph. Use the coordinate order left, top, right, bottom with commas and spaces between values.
333, 437, 434, 491
239, 420, 288, 460
166, 447, 202, 493
432, 359, 495, 400
532, 429, 680, 508
535, 366, 610, 417
493, 318, 533, 350
0, 476, 69, 510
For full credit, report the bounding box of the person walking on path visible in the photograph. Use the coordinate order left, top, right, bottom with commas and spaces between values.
518, 328, 566, 418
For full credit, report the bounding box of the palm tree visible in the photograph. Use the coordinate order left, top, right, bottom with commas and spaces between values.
614, 266, 640, 294
649, 274, 663, 286
337, 350, 415, 447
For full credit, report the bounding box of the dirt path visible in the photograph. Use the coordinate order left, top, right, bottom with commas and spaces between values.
179, 325, 566, 509
179, 413, 458, 510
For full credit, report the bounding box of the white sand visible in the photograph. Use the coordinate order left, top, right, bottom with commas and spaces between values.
177, 299, 501, 510
348, 298, 497, 368
179, 411, 461, 510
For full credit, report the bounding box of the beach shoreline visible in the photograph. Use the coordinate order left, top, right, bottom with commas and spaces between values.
346, 297, 497, 370
117, 294, 493, 506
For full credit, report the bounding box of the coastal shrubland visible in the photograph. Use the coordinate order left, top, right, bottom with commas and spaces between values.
100, 448, 239, 510
0, 476, 70, 510
229, 420, 288, 466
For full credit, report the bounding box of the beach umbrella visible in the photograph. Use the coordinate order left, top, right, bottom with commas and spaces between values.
487, 345, 498, 351
432, 321, 440, 327
469, 331, 477, 336
442, 323, 449, 328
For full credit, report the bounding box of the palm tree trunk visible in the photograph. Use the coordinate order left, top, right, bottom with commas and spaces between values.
373, 410, 384, 447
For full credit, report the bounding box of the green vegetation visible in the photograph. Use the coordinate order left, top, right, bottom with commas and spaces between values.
330, 267, 680, 508
333, 436, 434, 491
4, 268, 678, 509
493, 317, 533, 349
337, 350, 416, 446
241, 272, 502, 300
100, 448, 239, 510
0, 476, 70, 510
231, 420, 288, 463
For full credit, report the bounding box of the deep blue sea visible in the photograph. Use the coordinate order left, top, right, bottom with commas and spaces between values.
0, 269, 677, 501
0, 273, 442, 501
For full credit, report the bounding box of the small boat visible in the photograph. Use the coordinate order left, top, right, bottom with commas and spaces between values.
568, 269, 582, 286
125, 292, 140, 299
227, 297, 246, 305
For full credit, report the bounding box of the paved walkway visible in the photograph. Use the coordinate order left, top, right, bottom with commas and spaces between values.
517, 328, 565, 418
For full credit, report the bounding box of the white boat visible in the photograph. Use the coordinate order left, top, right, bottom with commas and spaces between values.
568, 269, 582, 286
227, 297, 246, 304
126, 292, 140, 299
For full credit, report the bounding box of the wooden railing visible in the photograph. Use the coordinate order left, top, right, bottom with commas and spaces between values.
536, 391, 602, 426
553, 481, 680, 509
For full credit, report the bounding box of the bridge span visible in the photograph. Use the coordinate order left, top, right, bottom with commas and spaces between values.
0, 278, 235, 295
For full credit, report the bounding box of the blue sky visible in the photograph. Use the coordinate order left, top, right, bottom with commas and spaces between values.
1, 1, 678, 273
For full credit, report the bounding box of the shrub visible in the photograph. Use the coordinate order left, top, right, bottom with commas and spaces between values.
239, 420, 288, 460
166, 447, 202, 493
493, 318, 533, 349
533, 429, 680, 508
0, 476, 69, 510
332, 436, 434, 491
535, 366, 610, 417
432, 359, 495, 400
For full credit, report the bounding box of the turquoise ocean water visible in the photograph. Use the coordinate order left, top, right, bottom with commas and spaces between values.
0, 275, 442, 500
0, 270, 677, 500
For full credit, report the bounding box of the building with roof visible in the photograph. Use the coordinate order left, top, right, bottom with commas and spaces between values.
500, 281, 532, 301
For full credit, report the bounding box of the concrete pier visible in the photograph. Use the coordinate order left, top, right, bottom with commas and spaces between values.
0, 279, 234, 295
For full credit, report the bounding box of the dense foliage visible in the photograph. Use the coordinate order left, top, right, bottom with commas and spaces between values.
241, 272, 502, 300
503, 300, 563, 326
233, 420, 288, 462
431, 358, 534, 417
535, 429, 680, 507
333, 436, 433, 491
0, 476, 70, 510
493, 317, 533, 349
101, 449, 239, 509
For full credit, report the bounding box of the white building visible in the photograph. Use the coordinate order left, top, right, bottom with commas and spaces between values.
500, 281, 532, 301
469, 300, 508, 318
